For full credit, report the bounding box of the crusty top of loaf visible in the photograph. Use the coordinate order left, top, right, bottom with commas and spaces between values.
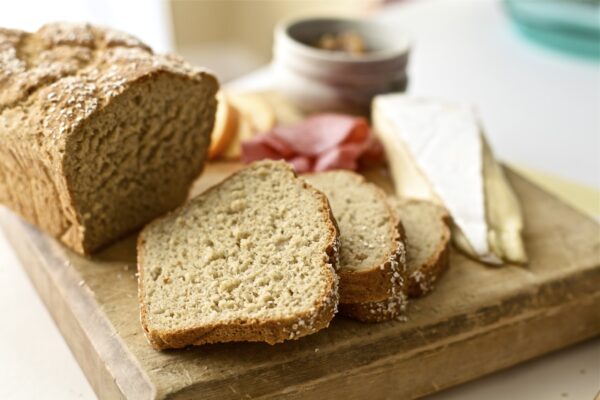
0, 22, 216, 157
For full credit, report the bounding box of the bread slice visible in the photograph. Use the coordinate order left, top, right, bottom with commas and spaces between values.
221, 92, 277, 160
303, 171, 405, 305
389, 198, 451, 298
221, 113, 253, 160
258, 90, 304, 126
208, 92, 239, 159
339, 198, 450, 321
0, 23, 218, 254
227, 91, 276, 132
138, 160, 340, 349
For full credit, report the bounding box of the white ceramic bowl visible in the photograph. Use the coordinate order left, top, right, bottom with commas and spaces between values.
273, 17, 410, 115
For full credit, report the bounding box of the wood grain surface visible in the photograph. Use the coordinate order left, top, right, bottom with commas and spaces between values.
1, 163, 599, 400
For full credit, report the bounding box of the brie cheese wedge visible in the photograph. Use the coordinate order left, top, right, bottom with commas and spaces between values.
373, 95, 527, 264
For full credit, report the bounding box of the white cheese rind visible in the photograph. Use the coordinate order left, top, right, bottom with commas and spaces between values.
376, 96, 490, 258
373, 95, 526, 264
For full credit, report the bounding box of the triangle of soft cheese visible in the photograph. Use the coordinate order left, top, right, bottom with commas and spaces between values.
373, 95, 526, 264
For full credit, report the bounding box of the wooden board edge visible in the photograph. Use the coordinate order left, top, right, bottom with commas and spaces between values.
166, 293, 600, 400
0, 209, 156, 400
165, 265, 600, 399
258, 292, 600, 399
2, 165, 599, 400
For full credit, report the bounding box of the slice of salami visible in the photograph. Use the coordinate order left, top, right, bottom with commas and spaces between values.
241, 113, 384, 172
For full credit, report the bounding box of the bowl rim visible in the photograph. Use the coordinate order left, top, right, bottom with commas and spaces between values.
275, 16, 411, 64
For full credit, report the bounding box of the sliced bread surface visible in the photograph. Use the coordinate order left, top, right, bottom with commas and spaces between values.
303, 171, 405, 304
390, 198, 451, 298
138, 160, 340, 349
339, 198, 450, 321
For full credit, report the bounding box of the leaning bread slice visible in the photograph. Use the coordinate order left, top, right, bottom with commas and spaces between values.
138, 160, 340, 350
227, 91, 276, 132
341, 198, 450, 321
303, 171, 405, 305
221, 92, 276, 160
221, 114, 253, 160
389, 198, 451, 298
208, 91, 239, 159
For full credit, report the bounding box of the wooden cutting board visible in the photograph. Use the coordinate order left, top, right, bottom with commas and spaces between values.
1, 163, 599, 400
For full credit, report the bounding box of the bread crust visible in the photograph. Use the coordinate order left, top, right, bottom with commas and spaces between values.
342, 233, 450, 321
0, 23, 218, 254
304, 172, 406, 304
338, 214, 408, 322
406, 215, 451, 297
338, 204, 405, 304
342, 198, 452, 321
137, 161, 340, 350
208, 92, 239, 159
393, 198, 452, 298
338, 292, 407, 323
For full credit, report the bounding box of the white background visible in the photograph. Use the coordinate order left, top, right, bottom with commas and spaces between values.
377, 0, 600, 189
1, 0, 599, 399
0, 0, 173, 52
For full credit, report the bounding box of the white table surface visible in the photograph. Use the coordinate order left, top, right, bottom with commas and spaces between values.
1, 0, 599, 399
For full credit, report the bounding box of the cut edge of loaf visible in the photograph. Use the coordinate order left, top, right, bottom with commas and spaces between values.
391, 198, 452, 298
0, 23, 219, 255
137, 160, 341, 350
70, 70, 218, 254
303, 171, 406, 304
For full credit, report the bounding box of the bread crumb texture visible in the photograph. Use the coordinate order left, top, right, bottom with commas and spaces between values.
138, 160, 339, 349
305, 171, 396, 271
390, 198, 451, 297
304, 171, 406, 305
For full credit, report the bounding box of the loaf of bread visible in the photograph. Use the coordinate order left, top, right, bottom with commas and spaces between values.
138, 160, 340, 349
303, 171, 406, 306
0, 23, 218, 254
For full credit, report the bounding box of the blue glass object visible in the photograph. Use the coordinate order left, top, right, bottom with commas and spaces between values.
505, 0, 600, 60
